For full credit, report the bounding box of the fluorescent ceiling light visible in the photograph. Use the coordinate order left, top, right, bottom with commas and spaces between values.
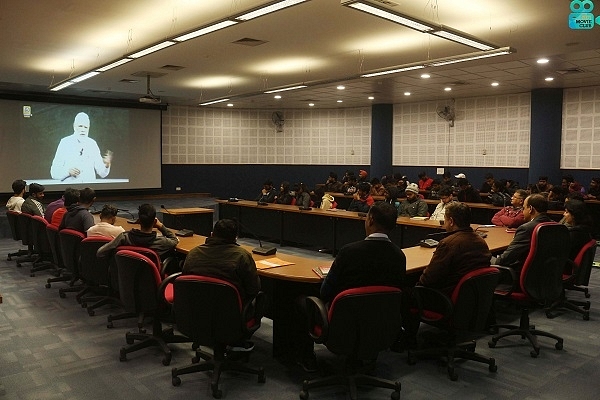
428, 47, 514, 67
236, 0, 308, 21
71, 71, 100, 83
431, 28, 495, 51
50, 81, 76, 91
347, 2, 434, 32
96, 58, 132, 72
361, 65, 424, 78
264, 85, 307, 93
129, 41, 176, 58
200, 98, 230, 106
174, 20, 238, 42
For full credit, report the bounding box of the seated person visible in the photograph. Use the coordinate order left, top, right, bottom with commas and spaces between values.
51, 188, 79, 227
357, 169, 369, 183
562, 200, 593, 261
274, 181, 293, 205
561, 174, 575, 192
529, 176, 553, 194
97, 203, 179, 260
182, 219, 260, 305
505, 179, 520, 195
87, 205, 125, 238
569, 181, 586, 195
369, 178, 387, 196
455, 178, 482, 203
441, 172, 454, 189
45, 194, 65, 224
295, 182, 311, 208
418, 202, 492, 296
255, 179, 276, 203
342, 174, 358, 195
491, 189, 527, 228
59, 187, 96, 233
417, 171, 433, 191
547, 186, 566, 210
313, 172, 344, 199
428, 179, 442, 200
384, 174, 403, 203
21, 183, 46, 216
585, 177, 600, 199
429, 187, 455, 222
398, 183, 428, 217
487, 180, 512, 206
348, 182, 374, 212
480, 173, 495, 194
6, 179, 26, 212
493, 194, 554, 270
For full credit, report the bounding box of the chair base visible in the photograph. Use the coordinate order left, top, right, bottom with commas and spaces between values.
300, 372, 400, 400
408, 340, 497, 381
119, 320, 189, 366
171, 344, 265, 399
546, 294, 590, 321
488, 307, 564, 357
7, 248, 29, 261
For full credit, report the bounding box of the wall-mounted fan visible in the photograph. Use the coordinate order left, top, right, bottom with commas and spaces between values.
272, 111, 285, 132
437, 99, 455, 127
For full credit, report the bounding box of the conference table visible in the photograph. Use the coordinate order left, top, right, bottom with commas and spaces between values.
114, 216, 513, 358
160, 207, 213, 236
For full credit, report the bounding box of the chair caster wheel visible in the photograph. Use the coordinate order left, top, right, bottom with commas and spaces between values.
192, 343, 199, 351
448, 368, 458, 381
258, 368, 266, 383
583, 302, 591, 310
299, 390, 309, 400
30, 273, 35, 277
87, 308, 95, 316
17, 263, 22, 268
172, 376, 181, 386
585, 293, 591, 298
45, 282, 51, 288
119, 350, 127, 362
211, 383, 222, 399
107, 322, 114, 329
555, 341, 563, 350
530, 350, 539, 358
59, 292, 66, 298
162, 354, 172, 366
583, 313, 590, 321
81, 303, 87, 308
126, 337, 134, 345
391, 388, 400, 400
191, 355, 200, 363
489, 363, 498, 372
488, 340, 496, 348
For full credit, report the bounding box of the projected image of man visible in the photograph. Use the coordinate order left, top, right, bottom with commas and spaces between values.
50, 112, 113, 182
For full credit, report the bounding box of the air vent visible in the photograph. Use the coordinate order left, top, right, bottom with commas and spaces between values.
131, 71, 167, 78
119, 79, 138, 84
556, 67, 585, 75
446, 81, 469, 86
232, 37, 268, 47
160, 65, 185, 71
372, 0, 399, 6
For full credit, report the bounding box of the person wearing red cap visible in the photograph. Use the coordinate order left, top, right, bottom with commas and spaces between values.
358, 169, 368, 183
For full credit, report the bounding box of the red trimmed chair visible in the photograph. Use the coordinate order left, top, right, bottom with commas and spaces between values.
6, 210, 28, 261
28, 216, 56, 277
300, 286, 402, 400
56, 229, 85, 299
78, 236, 113, 316
113, 249, 189, 365
488, 222, 569, 357
407, 267, 500, 381
45, 224, 69, 288
546, 238, 597, 320
169, 274, 266, 399
16, 212, 36, 267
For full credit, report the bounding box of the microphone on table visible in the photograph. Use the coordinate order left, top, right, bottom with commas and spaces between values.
160, 205, 194, 237
236, 219, 277, 256
116, 208, 136, 220
419, 230, 449, 248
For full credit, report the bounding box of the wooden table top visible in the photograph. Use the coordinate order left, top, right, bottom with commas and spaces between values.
161, 207, 213, 214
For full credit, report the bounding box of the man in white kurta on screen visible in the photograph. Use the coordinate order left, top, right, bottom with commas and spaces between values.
50, 112, 113, 183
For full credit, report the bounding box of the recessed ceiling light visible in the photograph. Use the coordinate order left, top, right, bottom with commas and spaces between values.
227, 103, 234, 107
274, 95, 282, 99
491, 82, 499, 87
421, 73, 431, 79
537, 58, 549, 64
308, 103, 315, 107
404, 92, 411, 96
368, 96, 374, 100
545, 77, 554, 81
337, 85, 345, 90
444, 87, 452, 91
337, 100, 343, 103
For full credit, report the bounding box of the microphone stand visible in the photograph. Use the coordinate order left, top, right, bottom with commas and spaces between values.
236, 219, 277, 256
161, 205, 194, 237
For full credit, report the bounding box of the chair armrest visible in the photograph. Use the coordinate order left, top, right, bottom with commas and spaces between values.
161, 256, 181, 277
412, 286, 453, 324
492, 265, 518, 296
242, 291, 266, 333
305, 296, 329, 344
157, 272, 181, 304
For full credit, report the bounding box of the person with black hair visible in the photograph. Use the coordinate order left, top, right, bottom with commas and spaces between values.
429, 186, 455, 221
586, 177, 600, 199
21, 183, 46, 216
295, 182, 311, 208
347, 182, 374, 212
455, 178, 482, 203
480, 173, 495, 194
342, 174, 358, 195
182, 218, 260, 304
529, 176, 553, 194
563, 200, 593, 261
87, 205, 125, 238
6, 179, 26, 212
255, 179, 276, 203
491, 189, 527, 228
274, 181, 294, 205
60, 187, 96, 233
50, 187, 78, 227
97, 203, 178, 259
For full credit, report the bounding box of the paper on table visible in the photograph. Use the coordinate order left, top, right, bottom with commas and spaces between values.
256, 257, 295, 269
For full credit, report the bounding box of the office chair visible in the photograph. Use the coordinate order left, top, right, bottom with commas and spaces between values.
45, 224, 70, 288
169, 274, 265, 399
6, 210, 28, 261
28, 216, 56, 277
16, 212, 37, 267
488, 222, 569, 357
78, 236, 113, 316
113, 249, 189, 365
407, 267, 500, 381
300, 286, 402, 400
56, 229, 86, 299
546, 239, 596, 320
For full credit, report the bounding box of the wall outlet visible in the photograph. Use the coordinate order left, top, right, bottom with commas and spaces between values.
436, 168, 444, 175
175, 186, 181, 191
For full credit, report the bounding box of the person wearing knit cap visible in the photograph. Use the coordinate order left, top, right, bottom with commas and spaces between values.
358, 169, 368, 183
398, 182, 428, 217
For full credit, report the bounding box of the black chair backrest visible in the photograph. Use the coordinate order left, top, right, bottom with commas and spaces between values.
80, 236, 112, 286
114, 249, 163, 314
173, 275, 244, 346
46, 224, 63, 268
326, 286, 403, 360
450, 267, 500, 332
31, 215, 52, 255
58, 229, 85, 275
17, 212, 33, 246
521, 222, 570, 302
6, 210, 21, 241
572, 239, 597, 286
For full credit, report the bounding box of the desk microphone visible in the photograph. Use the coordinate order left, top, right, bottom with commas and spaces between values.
236, 219, 277, 256
116, 208, 135, 219
161, 205, 194, 237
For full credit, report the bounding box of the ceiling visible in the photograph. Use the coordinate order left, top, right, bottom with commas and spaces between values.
2, 0, 600, 109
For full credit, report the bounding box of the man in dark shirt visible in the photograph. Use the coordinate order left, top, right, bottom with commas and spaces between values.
456, 178, 482, 203
255, 179, 276, 203
59, 187, 95, 233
